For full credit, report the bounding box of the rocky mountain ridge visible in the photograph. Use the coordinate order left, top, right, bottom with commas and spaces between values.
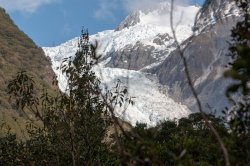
194, 0, 238, 33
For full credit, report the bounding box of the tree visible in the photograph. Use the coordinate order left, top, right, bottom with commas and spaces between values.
120, 113, 229, 165
6, 29, 116, 165
224, 0, 250, 134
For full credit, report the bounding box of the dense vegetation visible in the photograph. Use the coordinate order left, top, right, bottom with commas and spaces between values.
0, 7, 56, 138
120, 113, 250, 165
1, 112, 249, 165
0, 0, 250, 165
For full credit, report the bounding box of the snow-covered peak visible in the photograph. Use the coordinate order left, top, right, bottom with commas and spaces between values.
92, 4, 199, 56
45, 3, 199, 63
116, 3, 199, 31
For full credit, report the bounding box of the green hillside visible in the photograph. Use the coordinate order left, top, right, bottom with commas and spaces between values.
0, 8, 56, 139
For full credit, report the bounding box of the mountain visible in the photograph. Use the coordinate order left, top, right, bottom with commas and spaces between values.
43, 1, 239, 126
0, 8, 56, 138
193, 0, 238, 33
148, 0, 239, 113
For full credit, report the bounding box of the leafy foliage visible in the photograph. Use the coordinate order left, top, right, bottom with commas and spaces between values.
224, 0, 250, 134
121, 113, 250, 165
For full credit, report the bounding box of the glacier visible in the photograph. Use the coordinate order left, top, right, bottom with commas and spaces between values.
43, 3, 201, 126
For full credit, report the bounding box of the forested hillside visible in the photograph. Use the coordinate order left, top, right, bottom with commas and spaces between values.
0, 7, 56, 138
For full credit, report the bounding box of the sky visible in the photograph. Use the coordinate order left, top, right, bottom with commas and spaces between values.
0, 0, 205, 47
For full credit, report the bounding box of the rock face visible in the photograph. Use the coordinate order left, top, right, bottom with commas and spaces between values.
106, 42, 169, 70
146, 0, 239, 113
105, 33, 175, 71
149, 18, 237, 113
106, 42, 156, 70
115, 11, 141, 31
0, 8, 56, 138
193, 0, 238, 33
